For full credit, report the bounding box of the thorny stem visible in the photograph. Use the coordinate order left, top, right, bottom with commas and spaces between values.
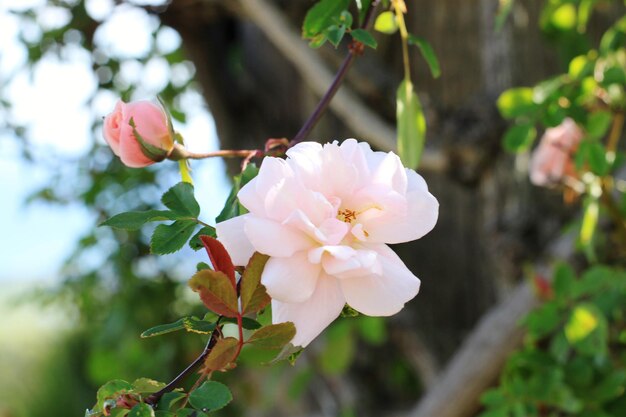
145, 0, 381, 407
145, 318, 222, 406
290, 0, 380, 145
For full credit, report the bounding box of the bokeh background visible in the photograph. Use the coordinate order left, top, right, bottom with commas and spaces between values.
0, 1, 623, 416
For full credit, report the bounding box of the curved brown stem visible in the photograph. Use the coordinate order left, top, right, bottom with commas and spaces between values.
290, 0, 380, 146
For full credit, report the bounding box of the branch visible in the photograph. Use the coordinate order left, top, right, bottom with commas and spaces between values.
291, 0, 380, 144
396, 231, 575, 417
145, 319, 222, 405
236, 0, 447, 173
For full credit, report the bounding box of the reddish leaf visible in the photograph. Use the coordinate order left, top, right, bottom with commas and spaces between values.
203, 337, 240, 372
200, 235, 236, 288
240, 252, 271, 315
189, 270, 239, 318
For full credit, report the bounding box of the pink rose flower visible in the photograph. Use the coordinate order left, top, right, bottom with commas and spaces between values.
103, 100, 174, 168
529, 118, 583, 187
217, 139, 439, 347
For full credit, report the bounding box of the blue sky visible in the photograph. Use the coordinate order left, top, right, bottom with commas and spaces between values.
0, 0, 231, 283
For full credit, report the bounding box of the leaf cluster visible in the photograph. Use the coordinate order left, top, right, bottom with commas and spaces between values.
480, 265, 626, 417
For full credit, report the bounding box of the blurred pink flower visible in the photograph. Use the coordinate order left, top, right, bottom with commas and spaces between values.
217, 139, 439, 347
103, 100, 174, 168
529, 118, 583, 187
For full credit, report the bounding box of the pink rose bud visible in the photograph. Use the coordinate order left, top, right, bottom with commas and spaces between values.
102, 100, 175, 168
529, 118, 583, 187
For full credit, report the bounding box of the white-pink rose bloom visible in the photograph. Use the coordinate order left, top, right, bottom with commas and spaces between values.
216, 139, 439, 347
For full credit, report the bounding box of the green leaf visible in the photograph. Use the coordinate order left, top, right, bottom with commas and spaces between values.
326, 25, 346, 47
374, 11, 398, 34
141, 318, 186, 338
188, 381, 232, 412
502, 123, 537, 153
579, 197, 599, 255
96, 380, 133, 410
176, 410, 207, 417
553, 263, 576, 301
189, 226, 217, 251
524, 302, 561, 339
188, 270, 239, 318
150, 220, 197, 255
203, 337, 240, 371
141, 316, 216, 338
497, 87, 535, 119
157, 392, 186, 412
308, 33, 328, 49
216, 164, 259, 224
161, 182, 200, 217
183, 316, 217, 334
585, 111, 612, 140
408, 34, 441, 78
532, 76, 565, 104
128, 404, 154, 417
222, 316, 262, 330
396, 79, 426, 169
302, 0, 351, 39
240, 252, 271, 315
565, 303, 608, 356
569, 54, 593, 79
351, 29, 377, 48
100, 210, 175, 230
247, 322, 296, 349
131, 379, 165, 395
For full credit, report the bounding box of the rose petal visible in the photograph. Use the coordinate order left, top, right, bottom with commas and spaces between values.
339, 244, 420, 316
272, 272, 345, 347
216, 214, 255, 266
244, 216, 314, 257
362, 170, 438, 243
262, 252, 321, 303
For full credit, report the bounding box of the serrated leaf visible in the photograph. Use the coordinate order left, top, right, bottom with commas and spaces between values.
157, 392, 186, 412
96, 380, 133, 410
351, 29, 377, 48
408, 34, 441, 78
240, 252, 270, 315
203, 337, 240, 372
199, 235, 236, 287
497, 87, 536, 119
396, 79, 426, 169
189, 226, 217, 251
150, 220, 197, 255
302, 0, 351, 39
247, 322, 296, 349
216, 164, 259, 223
222, 316, 262, 330
374, 11, 398, 34
131, 379, 165, 395
100, 210, 175, 230
161, 182, 200, 217
128, 403, 154, 417
188, 381, 232, 412
502, 123, 537, 153
141, 319, 186, 338
182, 316, 217, 334
189, 270, 239, 318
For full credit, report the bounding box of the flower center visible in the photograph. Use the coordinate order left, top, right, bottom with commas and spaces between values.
337, 208, 357, 223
